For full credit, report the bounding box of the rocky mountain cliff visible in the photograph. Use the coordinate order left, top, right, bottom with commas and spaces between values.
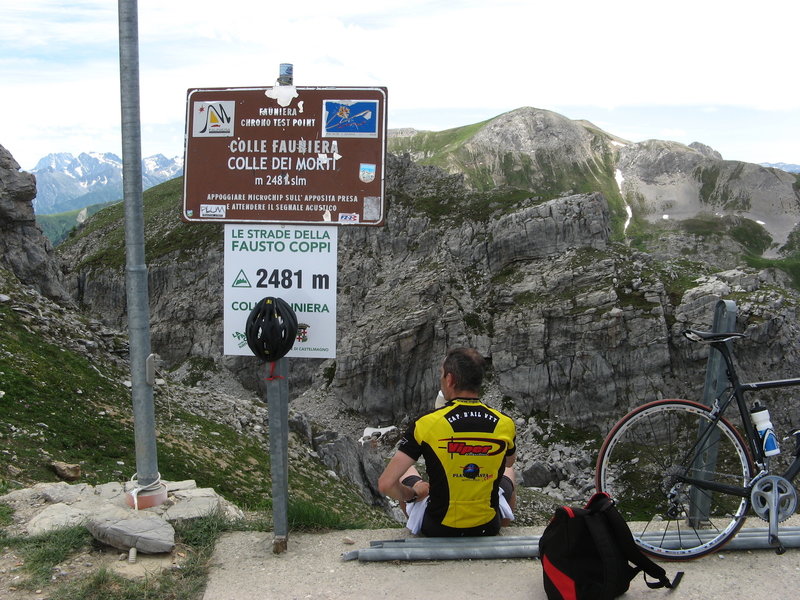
388, 108, 624, 210
617, 140, 800, 252
0, 145, 70, 303
53, 151, 800, 441
6, 105, 800, 501
31, 152, 183, 215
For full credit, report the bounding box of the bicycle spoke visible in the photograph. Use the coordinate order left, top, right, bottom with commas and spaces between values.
596, 400, 753, 558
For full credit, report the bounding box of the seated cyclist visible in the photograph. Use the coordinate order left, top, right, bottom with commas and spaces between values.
378, 347, 517, 536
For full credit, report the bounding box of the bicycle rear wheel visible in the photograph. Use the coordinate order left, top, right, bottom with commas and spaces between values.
596, 399, 754, 559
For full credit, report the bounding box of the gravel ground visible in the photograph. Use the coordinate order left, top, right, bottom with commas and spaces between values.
202, 523, 800, 600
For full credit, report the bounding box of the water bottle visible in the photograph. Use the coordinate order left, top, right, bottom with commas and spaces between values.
750, 403, 780, 456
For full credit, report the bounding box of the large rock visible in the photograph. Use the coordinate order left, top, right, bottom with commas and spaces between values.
312, 430, 387, 506
27, 503, 92, 536
86, 514, 175, 554
0, 480, 240, 554
0, 144, 70, 302
163, 488, 223, 521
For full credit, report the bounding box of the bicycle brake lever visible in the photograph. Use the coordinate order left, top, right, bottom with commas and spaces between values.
683, 330, 702, 343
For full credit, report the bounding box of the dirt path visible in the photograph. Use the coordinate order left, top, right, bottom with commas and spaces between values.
202, 526, 800, 600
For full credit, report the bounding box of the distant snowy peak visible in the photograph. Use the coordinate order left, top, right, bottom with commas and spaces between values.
33, 151, 182, 177
760, 162, 800, 173
31, 152, 183, 214
33, 152, 121, 177
143, 154, 184, 180
33, 152, 94, 173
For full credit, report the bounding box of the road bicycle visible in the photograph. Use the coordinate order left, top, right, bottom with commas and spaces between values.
595, 328, 800, 559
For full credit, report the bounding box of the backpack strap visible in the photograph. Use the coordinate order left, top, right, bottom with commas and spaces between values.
583, 506, 634, 599
589, 493, 684, 591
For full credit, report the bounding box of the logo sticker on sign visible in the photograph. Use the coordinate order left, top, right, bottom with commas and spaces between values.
193, 101, 235, 137
200, 204, 227, 218
359, 163, 376, 183
322, 100, 379, 138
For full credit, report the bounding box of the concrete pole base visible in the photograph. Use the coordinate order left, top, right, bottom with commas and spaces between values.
272, 535, 288, 554
126, 483, 168, 509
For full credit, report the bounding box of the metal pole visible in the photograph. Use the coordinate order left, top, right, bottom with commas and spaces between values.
264, 65, 294, 554
370, 536, 543, 547
689, 300, 737, 526
267, 357, 289, 553
118, 0, 159, 488
343, 527, 800, 561
346, 544, 540, 562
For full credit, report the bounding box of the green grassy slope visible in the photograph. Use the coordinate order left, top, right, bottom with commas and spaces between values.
0, 267, 393, 528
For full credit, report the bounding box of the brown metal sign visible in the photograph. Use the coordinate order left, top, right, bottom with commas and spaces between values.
182, 86, 387, 225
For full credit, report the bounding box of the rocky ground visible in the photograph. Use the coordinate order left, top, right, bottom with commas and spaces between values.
0, 478, 243, 600
0, 544, 180, 600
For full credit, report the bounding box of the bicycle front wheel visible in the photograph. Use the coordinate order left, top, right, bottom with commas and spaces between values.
596, 399, 754, 559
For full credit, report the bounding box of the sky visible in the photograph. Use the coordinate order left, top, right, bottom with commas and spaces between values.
2, 0, 799, 170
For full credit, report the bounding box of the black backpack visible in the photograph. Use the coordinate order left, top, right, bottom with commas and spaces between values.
538, 492, 683, 600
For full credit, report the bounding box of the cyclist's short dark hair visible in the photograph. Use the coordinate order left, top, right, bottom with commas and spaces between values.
443, 348, 485, 393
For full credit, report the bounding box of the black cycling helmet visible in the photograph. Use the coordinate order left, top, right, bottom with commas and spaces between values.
245, 297, 298, 362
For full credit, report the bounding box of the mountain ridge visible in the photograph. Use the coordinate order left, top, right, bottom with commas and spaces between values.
760, 161, 800, 173
31, 151, 183, 215
30, 106, 798, 236
389, 107, 800, 253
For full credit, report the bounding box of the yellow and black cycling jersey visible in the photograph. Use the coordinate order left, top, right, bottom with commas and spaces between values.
398, 398, 516, 532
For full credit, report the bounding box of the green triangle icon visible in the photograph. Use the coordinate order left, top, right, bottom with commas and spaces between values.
232, 270, 251, 288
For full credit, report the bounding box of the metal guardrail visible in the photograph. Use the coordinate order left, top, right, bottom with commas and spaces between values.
342, 528, 800, 561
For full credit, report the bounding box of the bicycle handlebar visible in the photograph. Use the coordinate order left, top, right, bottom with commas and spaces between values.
682, 329, 748, 344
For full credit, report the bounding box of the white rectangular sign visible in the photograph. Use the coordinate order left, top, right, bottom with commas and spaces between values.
223, 224, 337, 358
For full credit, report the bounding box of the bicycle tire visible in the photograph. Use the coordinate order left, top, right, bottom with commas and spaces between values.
596, 399, 755, 559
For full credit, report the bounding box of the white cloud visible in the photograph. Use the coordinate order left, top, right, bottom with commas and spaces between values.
2, 0, 800, 168
659, 129, 689, 140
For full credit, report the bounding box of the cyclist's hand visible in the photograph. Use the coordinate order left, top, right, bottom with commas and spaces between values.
412, 480, 430, 500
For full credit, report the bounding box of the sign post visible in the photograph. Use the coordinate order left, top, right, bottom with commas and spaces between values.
224, 222, 336, 551
186, 71, 385, 553
266, 357, 289, 552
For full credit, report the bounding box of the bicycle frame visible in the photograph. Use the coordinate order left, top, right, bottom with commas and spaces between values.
677, 335, 800, 516
711, 338, 800, 474
597, 329, 800, 557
